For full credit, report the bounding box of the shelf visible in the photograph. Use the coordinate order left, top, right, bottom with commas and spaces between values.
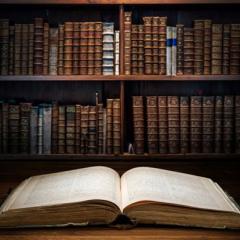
0, 0, 239, 5
0, 153, 239, 161
0, 75, 239, 82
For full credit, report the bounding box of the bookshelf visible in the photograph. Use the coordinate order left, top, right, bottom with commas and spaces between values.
0, 0, 240, 237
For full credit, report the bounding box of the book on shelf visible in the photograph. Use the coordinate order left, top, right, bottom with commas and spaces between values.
124, 12, 132, 75
1, 166, 240, 229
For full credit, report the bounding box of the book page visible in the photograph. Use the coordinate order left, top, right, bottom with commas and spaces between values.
121, 167, 239, 213
2, 166, 121, 212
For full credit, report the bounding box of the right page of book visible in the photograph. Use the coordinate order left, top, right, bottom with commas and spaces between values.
121, 167, 239, 213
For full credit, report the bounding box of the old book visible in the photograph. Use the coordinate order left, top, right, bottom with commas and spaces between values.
43, 104, 52, 154
152, 17, 159, 75
1, 102, 8, 153
80, 106, 89, 154
131, 25, 138, 75
146, 96, 158, 154
190, 96, 202, 153
14, 24, 22, 75
94, 22, 103, 75
97, 103, 104, 154
0, 19, 9, 75
235, 96, 240, 153
58, 105, 65, 154
176, 24, 184, 75
211, 24, 223, 75
183, 28, 194, 75
223, 96, 234, 153
202, 96, 214, 153
1, 166, 240, 229
166, 26, 172, 76
34, 18, 44, 75
58, 24, 64, 75
124, 12, 132, 75
88, 106, 97, 154
30, 106, 38, 154
49, 28, 58, 75
20, 103, 32, 154
159, 17, 167, 75
112, 99, 121, 155
72, 22, 80, 75
168, 96, 180, 153
114, 30, 120, 75
138, 25, 144, 75
64, 22, 73, 75
51, 102, 58, 154
66, 105, 75, 154
158, 96, 168, 154
87, 22, 95, 75
203, 20, 212, 75
106, 99, 113, 154
214, 96, 223, 153
223, 24, 231, 75
75, 104, 81, 154
8, 25, 15, 75
180, 96, 189, 153
79, 22, 88, 75
171, 27, 177, 76
28, 24, 34, 75
230, 24, 240, 75
21, 24, 29, 75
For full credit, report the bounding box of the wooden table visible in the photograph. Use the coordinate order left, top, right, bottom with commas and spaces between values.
0, 227, 240, 240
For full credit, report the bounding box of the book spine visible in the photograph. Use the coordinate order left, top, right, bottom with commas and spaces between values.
64, 22, 73, 75
193, 20, 204, 75
75, 104, 81, 154
222, 24, 231, 75
34, 18, 44, 75
168, 96, 180, 153
2, 103, 8, 153
235, 96, 240, 153
14, 24, 22, 75
166, 26, 172, 76
131, 25, 138, 75
30, 106, 38, 154
28, 24, 34, 75
0, 19, 9, 75
124, 12, 132, 75
114, 30, 120, 75
159, 17, 167, 75
180, 96, 190, 153
176, 24, 184, 75
190, 96, 202, 153
42, 104, 52, 154
138, 25, 144, 75
97, 103, 104, 154
66, 105, 75, 154
102, 22, 114, 76
106, 99, 113, 154
80, 105, 89, 154
203, 20, 212, 75
87, 22, 95, 75
20, 102, 31, 153
58, 24, 64, 75
214, 96, 223, 153
183, 28, 194, 75
58, 105, 65, 154
146, 96, 158, 153
152, 17, 159, 75
158, 96, 168, 154
103, 108, 107, 154
230, 24, 240, 75
21, 24, 29, 75
202, 96, 214, 153
72, 22, 80, 75
113, 99, 121, 155
223, 96, 234, 153
88, 106, 97, 154
51, 102, 58, 154
95, 22, 103, 75
8, 25, 15, 75
49, 28, 58, 75
144, 17, 153, 75
8, 104, 20, 154
171, 27, 177, 76
79, 22, 88, 75
211, 24, 223, 75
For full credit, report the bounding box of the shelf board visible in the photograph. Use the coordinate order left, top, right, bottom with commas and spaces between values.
0, 75, 239, 82
0, 0, 239, 4
0, 153, 239, 161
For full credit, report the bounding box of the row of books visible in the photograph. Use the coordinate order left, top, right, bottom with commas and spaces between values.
0, 18, 119, 76
132, 95, 240, 154
0, 99, 121, 154
124, 12, 240, 75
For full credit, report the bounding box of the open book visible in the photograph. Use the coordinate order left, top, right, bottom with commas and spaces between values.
0, 166, 240, 229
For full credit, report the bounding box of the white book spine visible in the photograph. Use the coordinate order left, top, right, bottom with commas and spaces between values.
166, 26, 172, 76
172, 27, 177, 76
114, 30, 120, 75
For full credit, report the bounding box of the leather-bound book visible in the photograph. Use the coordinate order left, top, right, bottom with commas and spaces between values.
0, 19, 9, 75
79, 22, 88, 75
95, 22, 103, 75
211, 24, 223, 75
49, 28, 59, 75
97, 103, 104, 154
158, 96, 168, 154
193, 20, 204, 75
64, 22, 73, 75
21, 24, 29, 75
168, 96, 180, 153
28, 24, 34, 75
14, 24, 22, 75
222, 24, 231, 75
214, 96, 223, 153
131, 25, 139, 75
88, 106, 97, 154
235, 96, 240, 153
87, 22, 95, 75
230, 24, 240, 75
8, 25, 15, 75
30, 106, 38, 154
138, 25, 144, 75
202, 96, 214, 153
42, 104, 52, 154
203, 20, 212, 75
58, 24, 64, 75
124, 12, 132, 75
8, 103, 20, 154
80, 106, 89, 154
66, 105, 76, 154
143, 17, 153, 75
20, 103, 32, 154
152, 17, 159, 75
132, 96, 144, 154
1, 102, 8, 153
180, 96, 190, 153
51, 102, 58, 154
34, 18, 44, 75
146, 96, 158, 154
72, 22, 80, 75
43, 23, 49, 75
223, 96, 234, 153
176, 24, 184, 75
106, 99, 113, 154
75, 104, 81, 154
183, 28, 194, 75
159, 17, 167, 75
58, 105, 66, 154
112, 99, 121, 155
190, 96, 202, 153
